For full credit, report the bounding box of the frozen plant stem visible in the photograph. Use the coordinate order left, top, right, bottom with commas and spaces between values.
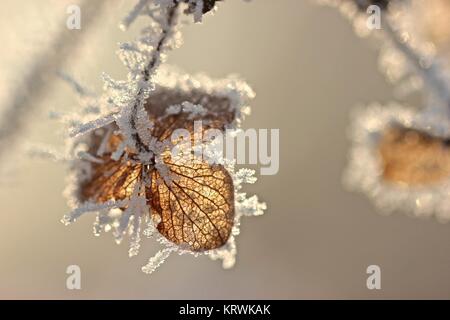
382, 18, 450, 112
130, 2, 180, 153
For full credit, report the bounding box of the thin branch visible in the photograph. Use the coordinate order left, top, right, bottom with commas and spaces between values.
120, 0, 151, 31
0, 0, 110, 163
382, 17, 450, 112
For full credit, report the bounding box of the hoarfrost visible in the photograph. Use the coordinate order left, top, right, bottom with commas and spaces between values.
48, 0, 266, 276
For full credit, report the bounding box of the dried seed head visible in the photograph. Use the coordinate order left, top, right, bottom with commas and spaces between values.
379, 126, 450, 186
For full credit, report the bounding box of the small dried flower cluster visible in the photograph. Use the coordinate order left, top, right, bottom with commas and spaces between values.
54, 0, 265, 274
318, 0, 450, 221
344, 104, 450, 221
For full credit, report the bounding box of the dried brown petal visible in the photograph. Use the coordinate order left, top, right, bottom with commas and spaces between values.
146, 87, 235, 118
378, 126, 450, 185
81, 154, 142, 203
148, 152, 234, 251
145, 87, 236, 142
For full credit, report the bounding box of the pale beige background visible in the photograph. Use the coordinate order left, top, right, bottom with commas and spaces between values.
0, 0, 449, 299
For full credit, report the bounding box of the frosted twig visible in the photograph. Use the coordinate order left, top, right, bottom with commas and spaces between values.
77, 151, 105, 164
62, 200, 128, 225
129, 2, 181, 152
27, 144, 66, 162
120, 0, 151, 31
0, 0, 109, 165
70, 113, 116, 138
56, 71, 96, 98
96, 126, 113, 156
382, 18, 450, 112
141, 247, 176, 274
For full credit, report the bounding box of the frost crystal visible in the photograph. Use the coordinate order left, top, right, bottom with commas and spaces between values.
142, 247, 176, 274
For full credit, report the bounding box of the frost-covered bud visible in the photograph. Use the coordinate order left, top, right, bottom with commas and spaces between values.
184, 0, 222, 16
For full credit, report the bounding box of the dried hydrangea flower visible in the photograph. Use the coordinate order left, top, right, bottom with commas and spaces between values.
67, 67, 254, 248
62, 66, 264, 272
319, 0, 450, 222
49, 0, 266, 274
344, 103, 450, 222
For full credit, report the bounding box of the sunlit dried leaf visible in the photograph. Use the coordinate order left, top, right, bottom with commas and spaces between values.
379, 126, 450, 185
81, 154, 142, 203
149, 152, 234, 251
146, 87, 236, 142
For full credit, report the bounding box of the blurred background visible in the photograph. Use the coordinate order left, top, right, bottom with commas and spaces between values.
0, 0, 449, 299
